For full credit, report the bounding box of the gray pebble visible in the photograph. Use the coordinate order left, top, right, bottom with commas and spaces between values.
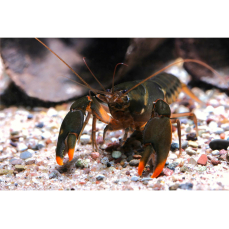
131, 176, 140, 182
127, 156, 133, 162
96, 174, 105, 181
180, 165, 189, 173
49, 170, 61, 179
181, 141, 188, 149
112, 151, 122, 159
10, 159, 23, 165
119, 178, 128, 183
141, 177, 153, 182
122, 162, 129, 168
212, 150, 220, 156
178, 182, 193, 190
214, 128, 224, 135
20, 151, 33, 160
186, 147, 197, 156
129, 159, 140, 166
167, 162, 179, 171
170, 142, 179, 152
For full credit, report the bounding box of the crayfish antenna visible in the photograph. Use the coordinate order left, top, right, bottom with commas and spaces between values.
112, 63, 128, 93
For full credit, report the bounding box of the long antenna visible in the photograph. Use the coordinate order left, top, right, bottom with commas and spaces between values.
112, 63, 128, 93
123, 59, 224, 96
83, 57, 106, 92
35, 38, 108, 95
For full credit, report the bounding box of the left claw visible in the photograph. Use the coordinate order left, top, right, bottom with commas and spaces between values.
56, 110, 84, 165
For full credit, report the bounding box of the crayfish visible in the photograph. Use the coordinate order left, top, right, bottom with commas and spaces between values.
36, 38, 221, 178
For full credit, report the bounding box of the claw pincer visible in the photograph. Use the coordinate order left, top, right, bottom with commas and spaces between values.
56, 96, 91, 165
138, 99, 172, 178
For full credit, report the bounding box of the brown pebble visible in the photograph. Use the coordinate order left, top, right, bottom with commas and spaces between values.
25, 159, 36, 165
133, 155, 142, 159
211, 158, 221, 165
197, 154, 208, 165
11, 159, 23, 165
45, 139, 52, 144
126, 171, 130, 175
91, 152, 100, 160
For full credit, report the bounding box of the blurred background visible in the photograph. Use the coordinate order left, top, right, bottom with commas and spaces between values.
1, 38, 229, 108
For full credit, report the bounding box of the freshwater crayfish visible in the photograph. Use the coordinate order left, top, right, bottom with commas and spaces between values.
36, 38, 222, 178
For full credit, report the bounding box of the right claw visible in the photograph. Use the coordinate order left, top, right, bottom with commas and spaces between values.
56, 110, 84, 165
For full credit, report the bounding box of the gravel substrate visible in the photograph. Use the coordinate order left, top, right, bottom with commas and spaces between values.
1, 65, 229, 190
1, 87, 229, 191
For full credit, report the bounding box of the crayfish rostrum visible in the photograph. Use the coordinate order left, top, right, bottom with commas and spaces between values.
36, 38, 220, 178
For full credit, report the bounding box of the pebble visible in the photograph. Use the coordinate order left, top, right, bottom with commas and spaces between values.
0, 169, 13, 175
96, 174, 105, 181
170, 142, 179, 152
20, 151, 33, 159
188, 141, 198, 148
178, 182, 193, 190
185, 126, 191, 133
181, 141, 188, 149
122, 162, 129, 168
10, 159, 23, 165
25, 159, 36, 165
0, 156, 7, 162
197, 166, 207, 172
91, 152, 100, 160
163, 168, 174, 176
0, 145, 3, 152
27, 114, 33, 119
169, 183, 179, 190
80, 135, 91, 144
211, 158, 221, 165
131, 176, 140, 182
186, 147, 197, 156
129, 159, 140, 166
41, 132, 51, 139
209, 139, 229, 150
212, 150, 220, 156
101, 157, 109, 164
180, 165, 189, 173
167, 162, 179, 171
188, 158, 197, 166
14, 165, 26, 171
186, 133, 197, 141
49, 170, 61, 179
112, 151, 122, 159
35, 122, 44, 128
214, 128, 224, 135
106, 162, 111, 167
220, 133, 225, 139
197, 154, 208, 165
119, 178, 128, 183
36, 143, 45, 150
219, 149, 227, 155
11, 131, 19, 136
168, 153, 177, 160
17, 143, 28, 151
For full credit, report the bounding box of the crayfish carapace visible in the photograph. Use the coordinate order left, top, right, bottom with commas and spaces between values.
36, 38, 222, 178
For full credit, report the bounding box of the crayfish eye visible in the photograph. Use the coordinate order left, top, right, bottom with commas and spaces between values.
122, 89, 127, 93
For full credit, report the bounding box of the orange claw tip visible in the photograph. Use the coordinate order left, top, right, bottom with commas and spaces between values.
68, 148, 74, 161
138, 161, 145, 176
56, 156, 64, 165
151, 160, 166, 178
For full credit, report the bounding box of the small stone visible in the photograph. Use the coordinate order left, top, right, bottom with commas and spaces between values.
168, 153, 177, 160
186, 133, 197, 141
83, 168, 90, 174
96, 174, 105, 181
220, 133, 225, 139
197, 166, 207, 172
41, 132, 51, 139
186, 147, 197, 156
20, 151, 33, 160
35, 122, 44, 128
131, 176, 140, 182
185, 126, 191, 133
212, 150, 220, 156
11, 131, 19, 136
80, 135, 91, 144
178, 182, 193, 190
133, 155, 142, 159
106, 162, 111, 167
129, 159, 140, 166
17, 143, 28, 151
209, 139, 229, 150
101, 157, 109, 164
0, 169, 10, 175
27, 114, 33, 119
127, 155, 133, 162
49, 170, 61, 179
219, 149, 227, 155
91, 152, 100, 160
10, 159, 23, 165
36, 143, 45, 150
181, 141, 188, 149
188, 141, 198, 148
170, 142, 179, 152
119, 178, 128, 183
14, 165, 26, 171
211, 158, 221, 165
122, 162, 128, 168
197, 154, 208, 165
180, 165, 189, 173
126, 171, 130, 175
0, 156, 7, 162
169, 183, 179, 190
163, 168, 174, 176
214, 128, 224, 135
112, 151, 122, 159
167, 162, 179, 171
25, 159, 36, 165
188, 158, 197, 166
